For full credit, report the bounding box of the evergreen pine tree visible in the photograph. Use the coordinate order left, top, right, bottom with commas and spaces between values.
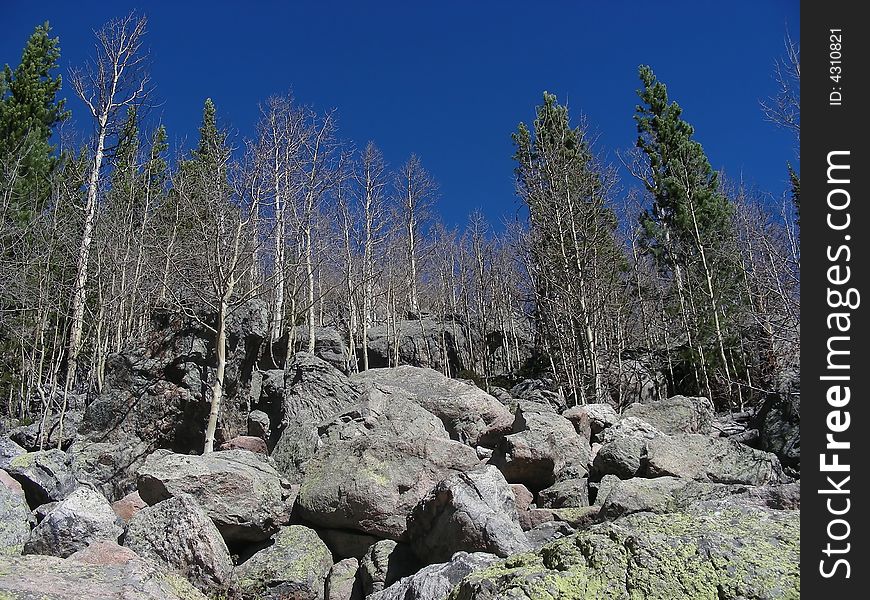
0, 22, 68, 219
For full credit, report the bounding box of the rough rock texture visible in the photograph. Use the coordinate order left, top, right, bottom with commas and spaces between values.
327, 557, 363, 600
449, 502, 799, 600
757, 393, 800, 472
351, 366, 514, 447
492, 401, 592, 492
24, 487, 122, 558
236, 525, 333, 600
645, 433, 785, 485
8, 410, 82, 451
622, 395, 714, 435
591, 434, 646, 480
0, 481, 31, 555
510, 483, 533, 512
370, 552, 500, 600
112, 490, 147, 523
407, 466, 531, 563
247, 409, 270, 439
598, 416, 662, 444
360, 540, 421, 596
69, 438, 151, 501
292, 325, 351, 373
0, 436, 26, 469
4, 448, 76, 508
562, 403, 618, 441
598, 476, 797, 520
136, 449, 293, 544
270, 353, 360, 481
124, 494, 233, 591
524, 521, 576, 551
364, 317, 473, 375
537, 478, 589, 509
0, 552, 208, 599
609, 356, 668, 406
296, 386, 479, 540
220, 435, 268, 454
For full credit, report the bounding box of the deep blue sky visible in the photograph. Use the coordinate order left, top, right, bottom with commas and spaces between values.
3, 1, 799, 228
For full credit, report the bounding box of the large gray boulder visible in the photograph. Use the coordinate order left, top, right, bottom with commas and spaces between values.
136, 449, 293, 544
24, 487, 122, 558
591, 434, 646, 480
450, 501, 799, 600
123, 494, 233, 592
622, 395, 714, 435
296, 386, 479, 540
326, 557, 363, 600
270, 353, 360, 481
8, 410, 82, 451
0, 436, 26, 470
351, 366, 514, 447
407, 466, 531, 563
364, 317, 472, 375
370, 552, 499, 600
0, 552, 208, 599
5, 449, 77, 508
537, 478, 589, 509
562, 403, 618, 441
70, 439, 151, 501
0, 480, 30, 555
492, 401, 592, 492
645, 433, 785, 485
236, 525, 333, 600
291, 325, 350, 373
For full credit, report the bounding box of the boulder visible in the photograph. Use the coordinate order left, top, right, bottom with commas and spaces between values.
610, 356, 667, 405
8, 410, 82, 451
247, 409, 271, 439
296, 386, 478, 540
236, 525, 333, 600
0, 553, 209, 599
327, 557, 363, 600
220, 435, 268, 454
69, 439, 150, 501
370, 552, 500, 600
592, 474, 621, 506
351, 366, 514, 446
591, 434, 646, 479
5, 449, 76, 508
270, 353, 360, 480
0, 436, 26, 469
136, 449, 293, 544
622, 395, 714, 435
292, 325, 350, 373
450, 502, 799, 600
509, 483, 533, 512
0, 481, 31, 555
24, 487, 122, 558
537, 478, 589, 509
645, 433, 785, 485
111, 490, 146, 523
562, 403, 618, 440
68, 540, 139, 565
123, 494, 233, 591
407, 466, 531, 563
524, 520, 576, 550
359, 539, 421, 596
364, 317, 472, 375
518, 506, 599, 532
492, 401, 592, 492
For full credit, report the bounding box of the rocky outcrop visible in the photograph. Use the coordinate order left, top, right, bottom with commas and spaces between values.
4, 449, 76, 507
123, 494, 233, 592
8, 409, 81, 451
0, 550, 208, 599
364, 317, 471, 375
235, 525, 333, 600
621, 395, 714, 435
69, 438, 151, 501
351, 366, 513, 447
23, 487, 122, 558
370, 552, 500, 600
449, 501, 799, 600
407, 466, 531, 563
360, 539, 419, 596
492, 401, 592, 492
136, 449, 293, 544
296, 385, 479, 540
0, 479, 30, 555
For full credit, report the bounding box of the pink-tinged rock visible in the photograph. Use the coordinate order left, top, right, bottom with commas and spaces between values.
0, 468, 25, 498
69, 540, 140, 566
220, 435, 268, 454
510, 483, 534, 512
112, 490, 147, 523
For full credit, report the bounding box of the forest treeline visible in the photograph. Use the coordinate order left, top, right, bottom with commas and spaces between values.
0, 15, 800, 435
